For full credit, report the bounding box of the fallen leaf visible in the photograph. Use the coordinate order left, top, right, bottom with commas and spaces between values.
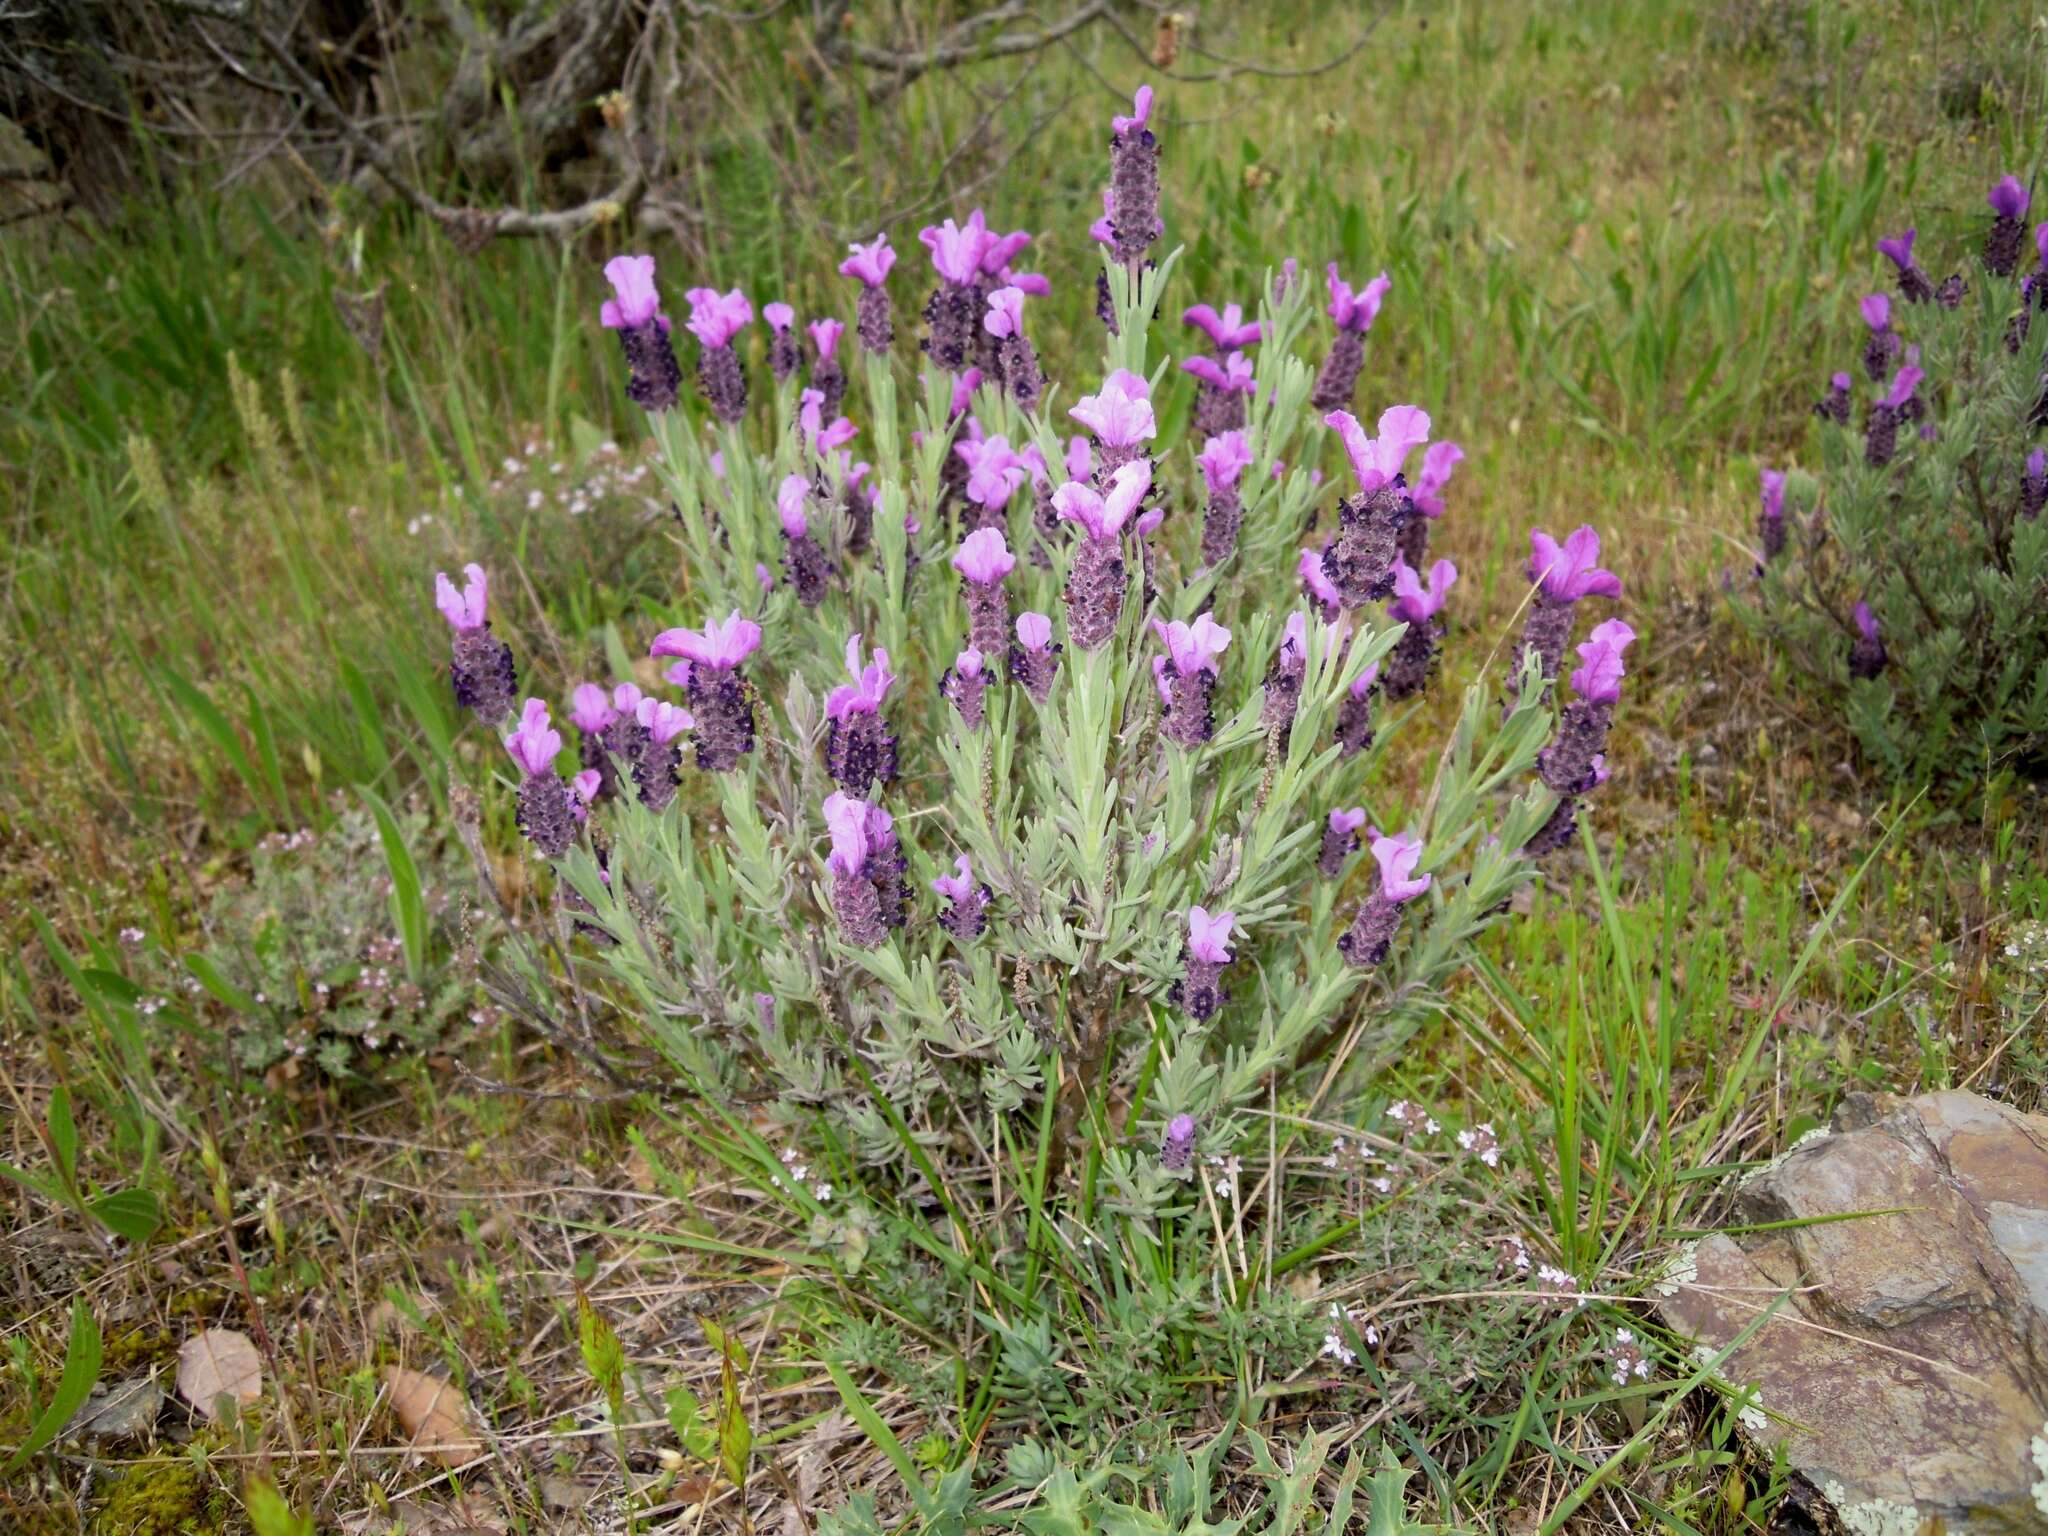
177, 1329, 263, 1423
383, 1366, 483, 1468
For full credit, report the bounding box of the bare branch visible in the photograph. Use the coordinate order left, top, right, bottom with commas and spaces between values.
834, 0, 1114, 87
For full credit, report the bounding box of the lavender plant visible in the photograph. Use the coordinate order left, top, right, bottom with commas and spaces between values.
1747, 174, 2048, 785
434, 86, 1642, 1461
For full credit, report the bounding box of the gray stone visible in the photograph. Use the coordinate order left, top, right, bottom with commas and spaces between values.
1656, 1090, 2048, 1534
67, 1376, 163, 1443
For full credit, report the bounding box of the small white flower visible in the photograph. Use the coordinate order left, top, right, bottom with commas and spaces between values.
813, 1183, 833, 1203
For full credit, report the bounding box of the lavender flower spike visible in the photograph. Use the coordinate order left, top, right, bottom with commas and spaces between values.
764, 302, 800, 381
953, 528, 1016, 657
933, 855, 991, 940
1108, 85, 1162, 269
1517, 525, 1621, 691
1864, 363, 1924, 468
943, 646, 989, 729
777, 472, 833, 606
824, 633, 898, 797
569, 682, 621, 802
505, 699, 576, 857
1311, 266, 1391, 411
1529, 620, 1634, 854
823, 792, 909, 948
1184, 350, 1255, 437
809, 318, 847, 418
1011, 611, 1061, 700
1339, 829, 1430, 970
919, 210, 992, 370
601, 255, 683, 412
984, 286, 1044, 407
1878, 227, 1935, 305
1261, 611, 1309, 746
649, 611, 762, 772
1172, 906, 1236, 1021
437, 563, 518, 725
841, 234, 898, 353
1814, 370, 1853, 425
1159, 1112, 1197, 1172
2023, 448, 2047, 521
1198, 429, 1254, 567
1151, 613, 1231, 748
1849, 601, 1886, 679
1319, 807, 1367, 878
1381, 557, 1458, 700
1323, 406, 1431, 607
1859, 292, 1900, 382
1987, 175, 2031, 277
1055, 460, 1151, 649
1403, 439, 1465, 562
1758, 469, 1787, 563
1182, 301, 1262, 352
1334, 664, 1379, 758
632, 697, 693, 812
684, 286, 753, 424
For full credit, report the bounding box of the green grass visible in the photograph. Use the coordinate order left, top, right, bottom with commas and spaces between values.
5, 0, 2048, 1531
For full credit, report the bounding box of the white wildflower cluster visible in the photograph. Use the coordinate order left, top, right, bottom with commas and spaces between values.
1319, 1136, 1393, 1195
1207, 1153, 1241, 1201
137, 995, 168, 1017
1606, 1328, 1651, 1387
1455, 1121, 1500, 1168
257, 827, 317, 853
1534, 1262, 1587, 1308
1319, 1301, 1382, 1367
118, 925, 146, 947
485, 436, 659, 520
1385, 1099, 1440, 1136
779, 1145, 833, 1204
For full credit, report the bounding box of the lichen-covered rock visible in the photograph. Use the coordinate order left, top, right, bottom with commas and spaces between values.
1655, 1090, 2048, 1534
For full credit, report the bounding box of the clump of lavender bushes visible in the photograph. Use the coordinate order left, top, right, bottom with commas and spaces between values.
1747, 174, 2048, 785
431, 85, 1638, 1450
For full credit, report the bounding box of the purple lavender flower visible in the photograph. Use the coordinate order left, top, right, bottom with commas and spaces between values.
1170, 906, 1236, 1021
684, 287, 753, 424
1334, 664, 1379, 758
943, 647, 989, 729
809, 319, 847, 418
1027, 439, 1080, 566
764, 302, 800, 381
1159, 1111, 1197, 1172
1339, 829, 1430, 970
933, 854, 991, 941
437, 563, 518, 725
1322, 407, 1431, 607
824, 634, 898, 797
1183, 349, 1255, 438
952, 528, 1016, 657
649, 611, 762, 772
2024, 448, 2047, 520
632, 697, 693, 812
1864, 363, 1924, 468
1527, 620, 1633, 855
1758, 469, 1787, 563
1055, 461, 1151, 649
1261, 611, 1309, 745
1516, 525, 1622, 691
984, 286, 1044, 406
1848, 601, 1886, 679
1300, 546, 1345, 624
505, 699, 576, 857
1381, 556, 1458, 700
777, 473, 833, 606
956, 433, 1028, 536
1311, 266, 1391, 411
1401, 440, 1465, 565
841, 234, 897, 354
1151, 614, 1231, 748
1859, 292, 1900, 382
1878, 228, 1935, 304
569, 682, 621, 801
1198, 430, 1254, 567
1108, 86, 1162, 269
823, 792, 908, 949
602, 681, 650, 782
1069, 369, 1158, 475
1987, 175, 2031, 277
920, 211, 993, 370
1011, 612, 1061, 700
1182, 301, 1263, 352
601, 255, 682, 412
1814, 371, 1853, 425
1319, 807, 1367, 878
798, 389, 858, 459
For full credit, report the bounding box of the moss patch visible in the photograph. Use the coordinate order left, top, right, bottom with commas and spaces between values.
88, 1456, 223, 1536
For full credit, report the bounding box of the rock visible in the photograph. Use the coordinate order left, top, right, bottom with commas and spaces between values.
67, 1376, 163, 1442
1656, 1090, 2048, 1535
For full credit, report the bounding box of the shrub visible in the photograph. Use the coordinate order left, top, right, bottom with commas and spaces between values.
437, 84, 1640, 1474
1745, 174, 2048, 786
